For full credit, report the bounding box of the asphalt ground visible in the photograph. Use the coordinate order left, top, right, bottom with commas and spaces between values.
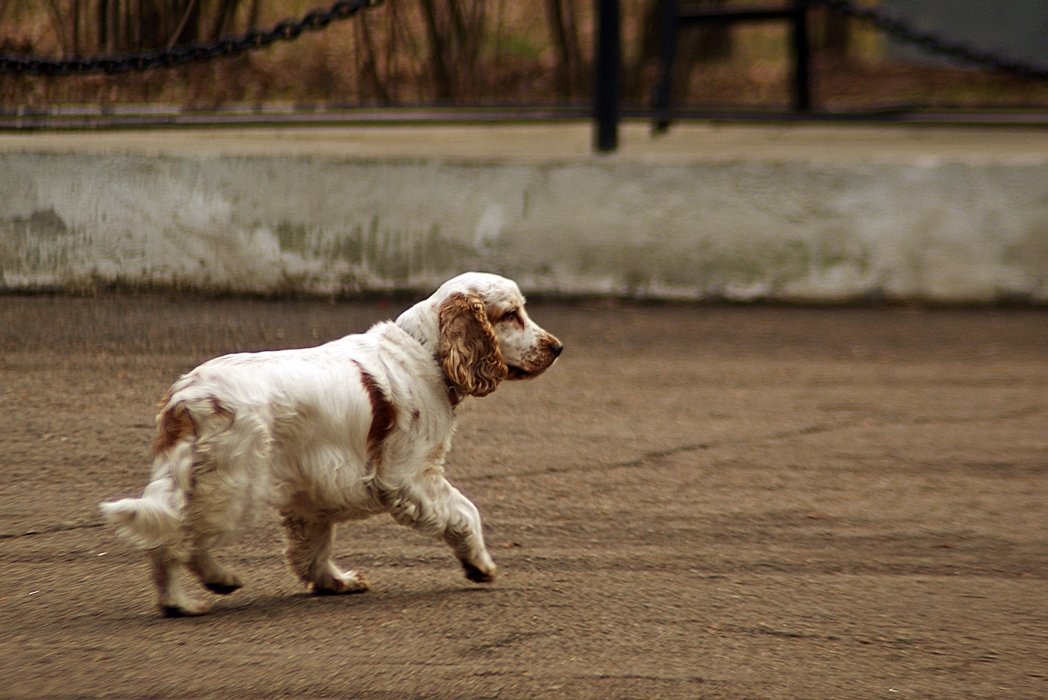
1, 294, 1046, 698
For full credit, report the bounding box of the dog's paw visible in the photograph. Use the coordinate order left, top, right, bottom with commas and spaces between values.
462, 560, 497, 584
312, 570, 370, 595
203, 572, 243, 595
204, 580, 242, 595
159, 600, 210, 617
189, 557, 244, 596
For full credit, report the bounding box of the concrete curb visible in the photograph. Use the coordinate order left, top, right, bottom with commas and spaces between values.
2, 123, 1046, 302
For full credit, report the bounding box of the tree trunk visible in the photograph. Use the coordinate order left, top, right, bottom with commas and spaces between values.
419, 0, 455, 100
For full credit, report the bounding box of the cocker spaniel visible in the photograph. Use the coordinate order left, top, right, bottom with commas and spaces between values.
100, 272, 562, 616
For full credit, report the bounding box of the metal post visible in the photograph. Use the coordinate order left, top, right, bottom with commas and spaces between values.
790, 0, 811, 112
594, 0, 620, 153
651, 0, 678, 133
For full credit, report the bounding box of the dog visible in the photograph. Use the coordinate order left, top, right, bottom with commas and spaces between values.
100, 272, 562, 616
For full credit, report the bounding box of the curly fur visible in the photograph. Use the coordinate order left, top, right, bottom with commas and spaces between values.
438, 292, 508, 398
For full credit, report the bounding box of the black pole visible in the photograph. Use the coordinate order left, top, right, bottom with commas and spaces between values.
651, 0, 678, 133
594, 0, 620, 153
790, 0, 811, 112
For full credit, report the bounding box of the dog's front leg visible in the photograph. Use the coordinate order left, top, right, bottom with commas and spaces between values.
386, 477, 497, 583
441, 484, 497, 583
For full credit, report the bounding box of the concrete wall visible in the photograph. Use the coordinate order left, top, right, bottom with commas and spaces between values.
2, 126, 1047, 302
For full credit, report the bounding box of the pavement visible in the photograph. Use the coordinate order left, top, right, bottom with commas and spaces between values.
1, 293, 1046, 698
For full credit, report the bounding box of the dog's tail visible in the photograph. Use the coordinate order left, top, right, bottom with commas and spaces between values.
100, 443, 192, 551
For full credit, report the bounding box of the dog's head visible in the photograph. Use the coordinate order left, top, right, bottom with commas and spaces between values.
402, 272, 563, 398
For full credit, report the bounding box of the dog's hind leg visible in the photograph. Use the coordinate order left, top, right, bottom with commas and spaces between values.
101, 449, 211, 616
180, 464, 249, 597
149, 547, 210, 617
180, 408, 273, 598
280, 512, 369, 595
187, 539, 243, 595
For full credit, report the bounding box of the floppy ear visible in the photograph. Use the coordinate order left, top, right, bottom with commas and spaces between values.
438, 292, 507, 397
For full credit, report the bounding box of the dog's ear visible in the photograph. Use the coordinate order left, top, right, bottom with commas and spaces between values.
438, 292, 507, 397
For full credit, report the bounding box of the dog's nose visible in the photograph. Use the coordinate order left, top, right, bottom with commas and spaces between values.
549, 341, 564, 358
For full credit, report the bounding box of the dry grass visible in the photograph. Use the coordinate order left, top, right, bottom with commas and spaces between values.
0, 1, 1045, 114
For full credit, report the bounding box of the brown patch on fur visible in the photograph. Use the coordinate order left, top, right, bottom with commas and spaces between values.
438, 293, 508, 398
354, 361, 395, 462
152, 394, 234, 454
153, 399, 196, 454
208, 397, 235, 426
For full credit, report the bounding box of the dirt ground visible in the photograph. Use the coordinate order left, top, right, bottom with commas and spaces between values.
1, 294, 1046, 699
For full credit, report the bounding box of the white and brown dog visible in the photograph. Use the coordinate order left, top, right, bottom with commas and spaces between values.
101, 272, 562, 616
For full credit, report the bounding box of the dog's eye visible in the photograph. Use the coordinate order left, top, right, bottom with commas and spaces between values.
500, 309, 521, 323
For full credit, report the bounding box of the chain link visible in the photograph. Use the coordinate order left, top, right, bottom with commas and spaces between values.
0, 0, 381, 76
808, 0, 1048, 81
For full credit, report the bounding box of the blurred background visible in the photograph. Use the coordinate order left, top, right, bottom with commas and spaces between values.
2, 1, 1046, 303
1, 0, 1046, 119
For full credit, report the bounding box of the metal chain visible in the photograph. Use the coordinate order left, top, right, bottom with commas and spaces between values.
0, 0, 381, 76
807, 0, 1048, 81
